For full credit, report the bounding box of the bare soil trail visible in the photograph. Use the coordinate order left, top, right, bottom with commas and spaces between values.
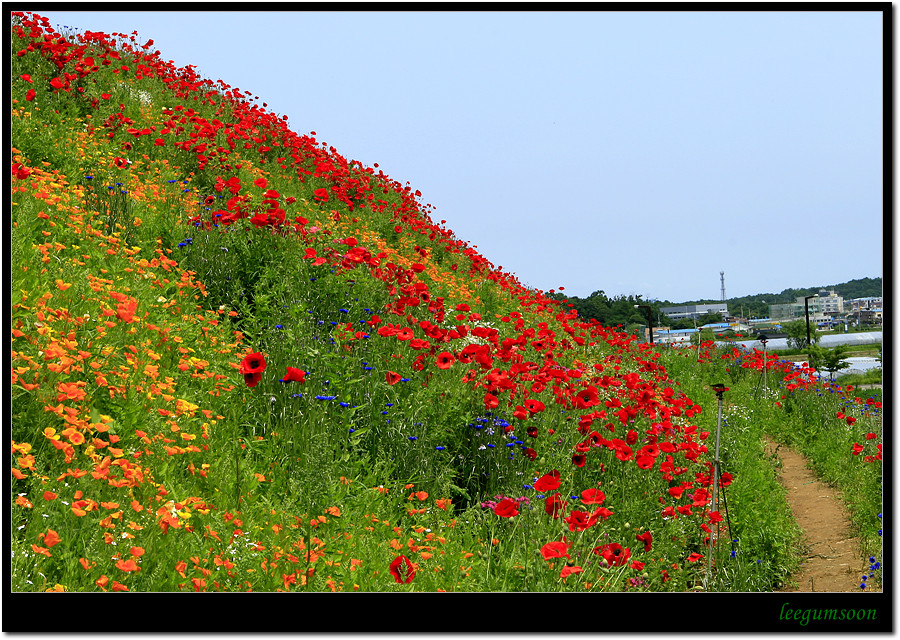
764, 436, 880, 592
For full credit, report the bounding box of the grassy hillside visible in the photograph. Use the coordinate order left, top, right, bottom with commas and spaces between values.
9, 11, 881, 600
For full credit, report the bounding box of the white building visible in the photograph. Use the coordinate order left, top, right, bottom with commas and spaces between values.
661, 303, 728, 321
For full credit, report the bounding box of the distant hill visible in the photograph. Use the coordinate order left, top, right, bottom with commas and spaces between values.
669, 277, 883, 318
556, 277, 882, 329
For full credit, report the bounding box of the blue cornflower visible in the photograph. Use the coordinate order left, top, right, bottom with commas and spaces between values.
275, 325, 284, 329
339, 402, 350, 408
316, 395, 336, 401
408, 436, 417, 441
435, 446, 445, 451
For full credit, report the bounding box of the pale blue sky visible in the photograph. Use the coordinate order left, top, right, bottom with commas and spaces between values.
34, 9, 884, 303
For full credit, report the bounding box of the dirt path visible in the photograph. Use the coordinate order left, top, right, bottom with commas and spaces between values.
764, 436, 879, 592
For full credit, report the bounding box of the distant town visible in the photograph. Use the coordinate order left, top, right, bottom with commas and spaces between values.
654, 289, 883, 345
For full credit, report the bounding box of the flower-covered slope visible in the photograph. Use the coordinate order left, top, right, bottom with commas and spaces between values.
9, 12, 834, 594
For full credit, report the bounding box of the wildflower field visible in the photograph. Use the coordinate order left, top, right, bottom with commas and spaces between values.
8, 10, 883, 612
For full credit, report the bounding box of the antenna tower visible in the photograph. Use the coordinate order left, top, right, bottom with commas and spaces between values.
720, 271, 726, 301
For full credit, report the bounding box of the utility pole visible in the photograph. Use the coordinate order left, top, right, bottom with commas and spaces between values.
634, 305, 654, 344
720, 271, 726, 302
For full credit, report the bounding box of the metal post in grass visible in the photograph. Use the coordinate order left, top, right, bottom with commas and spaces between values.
705, 383, 728, 590
759, 334, 768, 395
634, 304, 653, 344
803, 294, 818, 369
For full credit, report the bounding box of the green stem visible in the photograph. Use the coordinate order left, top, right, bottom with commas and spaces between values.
235, 437, 242, 510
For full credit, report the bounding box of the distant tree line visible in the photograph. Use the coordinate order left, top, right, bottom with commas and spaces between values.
550, 290, 664, 335
550, 290, 724, 335
555, 277, 881, 331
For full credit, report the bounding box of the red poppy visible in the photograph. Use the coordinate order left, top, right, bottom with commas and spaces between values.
25, 88, 35, 101
572, 453, 586, 467
574, 387, 600, 408
240, 352, 266, 388
540, 540, 570, 560
592, 506, 613, 520
280, 367, 306, 383
534, 470, 561, 492
687, 552, 703, 563
524, 398, 545, 414
580, 488, 605, 505
594, 543, 630, 567
389, 555, 415, 584
493, 498, 519, 518
313, 188, 329, 202
636, 531, 653, 552
611, 440, 633, 462
560, 565, 583, 580
564, 509, 598, 532
385, 371, 401, 386
254, 178, 267, 188
435, 352, 455, 369
544, 493, 568, 518
483, 392, 499, 411
522, 447, 537, 461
